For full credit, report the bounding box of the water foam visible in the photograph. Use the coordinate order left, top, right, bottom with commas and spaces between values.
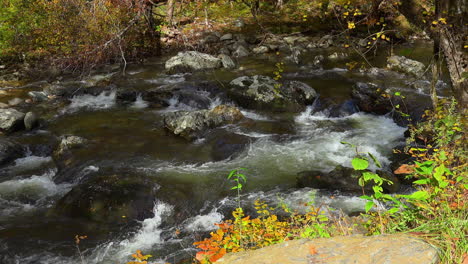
64, 91, 116, 113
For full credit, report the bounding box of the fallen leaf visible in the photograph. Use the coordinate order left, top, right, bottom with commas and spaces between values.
309, 245, 318, 255
394, 164, 415, 174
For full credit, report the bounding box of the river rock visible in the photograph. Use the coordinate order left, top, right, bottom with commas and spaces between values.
0, 102, 8, 109
201, 33, 220, 44
387, 55, 426, 77
208, 132, 252, 161
165, 51, 223, 73
220, 33, 233, 41
0, 138, 24, 166
218, 54, 236, 69
297, 165, 400, 193
55, 135, 87, 155
252, 46, 269, 54
228, 75, 317, 112
8, 98, 23, 106
24, 111, 39, 130
328, 100, 360, 117
163, 105, 244, 140
218, 234, 439, 264
232, 45, 250, 58
53, 174, 158, 222
351, 82, 393, 115
28, 91, 49, 102
0, 108, 25, 132
143, 81, 223, 109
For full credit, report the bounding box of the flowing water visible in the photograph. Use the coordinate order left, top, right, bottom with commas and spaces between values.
0, 42, 450, 263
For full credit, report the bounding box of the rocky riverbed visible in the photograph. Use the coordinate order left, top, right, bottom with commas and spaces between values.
0, 33, 450, 264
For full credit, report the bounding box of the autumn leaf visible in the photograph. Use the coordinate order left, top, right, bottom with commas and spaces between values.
309, 245, 318, 255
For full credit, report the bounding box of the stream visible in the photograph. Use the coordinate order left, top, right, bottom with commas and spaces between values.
0, 42, 450, 263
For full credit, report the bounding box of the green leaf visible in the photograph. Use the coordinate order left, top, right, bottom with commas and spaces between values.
352, 158, 369, 170
394, 92, 401, 96
408, 190, 430, 200
340, 141, 355, 148
413, 179, 430, 185
387, 207, 399, 214
367, 152, 382, 168
365, 201, 375, 213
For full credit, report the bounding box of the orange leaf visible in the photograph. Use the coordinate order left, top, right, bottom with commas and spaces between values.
309, 245, 318, 255
462, 253, 468, 264
394, 164, 415, 174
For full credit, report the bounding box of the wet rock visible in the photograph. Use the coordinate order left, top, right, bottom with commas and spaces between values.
387, 55, 426, 77
220, 33, 233, 41
311, 55, 324, 69
208, 132, 252, 161
317, 35, 333, 48
53, 135, 88, 172
54, 174, 158, 222
8, 98, 23, 106
28, 91, 49, 102
0, 138, 24, 166
0, 108, 25, 132
328, 52, 348, 60
218, 54, 236, 69
43, 82, 73, 97
329, 100, 360, 117
232, 45, 250, 58
252, 46, 269, 54
24, 111, 39, 130
351, 82, 393, 115
143, 81, 222, 109
297, 165, 400, 193
115, 90, 138, 104
228, 75, 317, 112
218, 234, 439, 264
82, 72, 116, 88
0, 102, 8, 109
165, 51, 222, 73
163, 105, 244, 140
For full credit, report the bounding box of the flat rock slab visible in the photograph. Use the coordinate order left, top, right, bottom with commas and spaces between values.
217, 234, 439, 264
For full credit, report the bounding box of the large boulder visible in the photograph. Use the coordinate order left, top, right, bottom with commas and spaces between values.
218, 234, 439, 264
163, 105, 244, 140
0, 108, 25, 132
387, 55, 426, 77
228, 75, 317, 112
351, 82, 394, 115
165, 51, 223, 73
53, 174, 158, 222
297, 165, 400, 193
0, 138, 24, 166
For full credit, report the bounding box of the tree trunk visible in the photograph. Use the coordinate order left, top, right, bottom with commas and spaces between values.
166, 0, 176, 27
395, 0, 467, 107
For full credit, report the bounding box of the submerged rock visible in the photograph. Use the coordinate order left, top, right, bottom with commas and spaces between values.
0, 108, 25, 132
387, 55, 426, 77
218, 234, 439, 264
228, 75, 317, 112
208, 132, 252, 161
0, 138, 24, 166
53, 174, 158, 222
165, 51, 223, 73
163, 105, 244, 140
297, 165, 400, 193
